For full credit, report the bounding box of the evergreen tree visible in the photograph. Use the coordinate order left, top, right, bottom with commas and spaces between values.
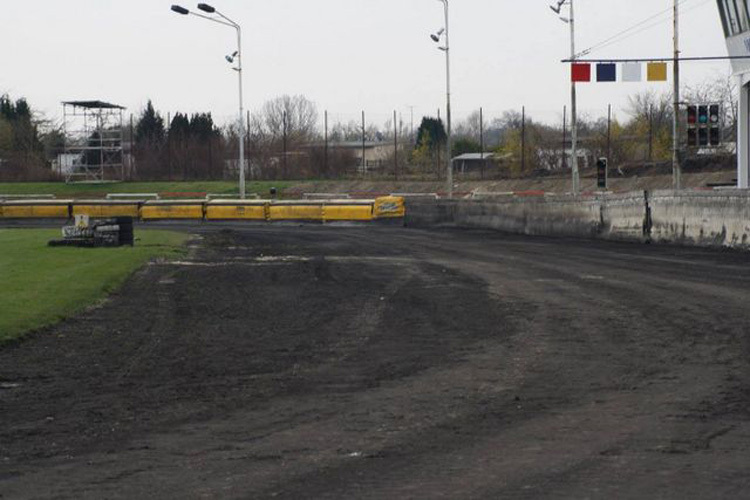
135, 100, 165, 147
414, 117, 447, 150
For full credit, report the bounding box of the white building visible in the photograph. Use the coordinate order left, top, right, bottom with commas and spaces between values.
717, 0, 750, 187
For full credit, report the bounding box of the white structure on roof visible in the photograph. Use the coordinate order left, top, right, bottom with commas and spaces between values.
717, 0, 750, 187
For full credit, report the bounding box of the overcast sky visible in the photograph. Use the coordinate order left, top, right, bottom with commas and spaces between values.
0, 0, 730, 129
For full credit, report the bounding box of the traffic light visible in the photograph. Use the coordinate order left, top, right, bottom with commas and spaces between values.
687, 103, 721, 148
687, 105, 697, 125
687, 105, 698, 147
709, 104, 721, 146
596, 157, 608, 190
687, 128, 698, 147
698, 105, 709, 125
699, 127, 709, 147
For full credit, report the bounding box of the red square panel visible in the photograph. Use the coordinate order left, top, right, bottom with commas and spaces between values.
571, 63, 591, 83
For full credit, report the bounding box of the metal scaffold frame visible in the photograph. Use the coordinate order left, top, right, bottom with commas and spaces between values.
62, 100, 126, 183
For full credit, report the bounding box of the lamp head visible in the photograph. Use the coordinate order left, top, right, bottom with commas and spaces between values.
549, 0, 566, 14
171, 4, 189, 15
431, 28, 445, 43
197, 3, 215, 13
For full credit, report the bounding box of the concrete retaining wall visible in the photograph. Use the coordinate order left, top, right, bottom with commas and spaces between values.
649, 190, 750, 248
406, 190, 750, 250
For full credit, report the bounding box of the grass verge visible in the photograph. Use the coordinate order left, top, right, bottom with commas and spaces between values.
0, 181, 294, 199
0, 228, 188, 343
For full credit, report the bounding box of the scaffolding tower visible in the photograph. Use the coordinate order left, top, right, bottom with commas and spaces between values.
62, 100, 126, 183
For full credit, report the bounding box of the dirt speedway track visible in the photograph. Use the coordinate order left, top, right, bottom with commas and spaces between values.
2, 225, 750, 499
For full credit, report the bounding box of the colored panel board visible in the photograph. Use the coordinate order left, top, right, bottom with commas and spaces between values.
1, 204, 70, 218
373, 197, 406, 219
268, 205, 324, 220
621, 63, 642, 82
141, 205, 204, 220
647, 62, 668, 82
72, 204, 140, 218
323, 205, 374, 221
596, 64, 617, 82
205, 204, 267, 220
571, 63, 591, 82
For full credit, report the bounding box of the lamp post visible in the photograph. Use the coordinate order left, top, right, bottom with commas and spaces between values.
431, 0, 452, 198
171, 3, 246, 199
550, 0, 579, 194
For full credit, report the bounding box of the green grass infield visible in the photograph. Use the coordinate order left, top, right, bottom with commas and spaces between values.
0, 181, 293, 199
0, 228, 188, 343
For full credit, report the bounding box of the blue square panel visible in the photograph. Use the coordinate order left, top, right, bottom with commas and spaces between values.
596, 63, 617, 82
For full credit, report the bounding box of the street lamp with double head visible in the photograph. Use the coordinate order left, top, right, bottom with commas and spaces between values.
431, 0, 452, 199
549, 0, 580, 194
171, 3, 247, 199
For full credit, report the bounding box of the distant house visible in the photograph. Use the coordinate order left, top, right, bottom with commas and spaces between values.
53, 153, 84, 176
329, 141, 402, 172
451, 152, 510, 173
536, 147, 593, 171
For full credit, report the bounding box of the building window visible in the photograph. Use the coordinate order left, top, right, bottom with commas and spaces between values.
719, 0, 750, 37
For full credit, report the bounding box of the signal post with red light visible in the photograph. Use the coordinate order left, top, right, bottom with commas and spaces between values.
686, 103, 721, 148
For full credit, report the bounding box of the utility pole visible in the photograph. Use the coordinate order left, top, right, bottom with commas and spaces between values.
570, 0, 580, 194
282, 110, 288, 179
521, 106, 527, 173
443, 0, 453, 198
394, 109, 399, 180
251, 110, 253, 181
607, 104, 612, 165
562, 105, 567, 170
673, 0, 682, 189
408, 105, 415, 145
167, 112, 172, 181
648, 104, 654, 162
480, 107, 485, 180
607, 104, 612, 188
361, 110, 366, 177
324, 110, 329, 176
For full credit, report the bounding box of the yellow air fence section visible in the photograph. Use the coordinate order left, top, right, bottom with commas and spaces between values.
323, 204, 374, 221
206, 203, 267, 220
373, 196, 406, 219
1, 202, 71, 219
72, 203, 140, 218
268, 203, 324, 221
141, 202, 205, 220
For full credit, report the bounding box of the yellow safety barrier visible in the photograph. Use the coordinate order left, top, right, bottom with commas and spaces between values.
1, 201, 71, 218
141, 201, 205, 220
322, 204, 374, 221
205, 201, 267, 220
0, 196, 406, 222
373, 196, 406, 219
72, 202, 140, 218
268, 201, 324, 221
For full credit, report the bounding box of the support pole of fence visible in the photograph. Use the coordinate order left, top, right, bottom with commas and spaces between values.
521, 106, 526, 173
480, 107, 485, 180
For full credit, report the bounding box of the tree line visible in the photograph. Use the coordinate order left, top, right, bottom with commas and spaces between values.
0, 74, 738, 182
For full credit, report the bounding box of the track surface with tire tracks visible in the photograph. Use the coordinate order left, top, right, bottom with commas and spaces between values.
2, 225, 750, 499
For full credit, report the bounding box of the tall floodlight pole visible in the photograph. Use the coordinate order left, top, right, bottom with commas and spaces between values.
171, 3, 246, 199
672, 0, 682, 190
569, 0, 579, 194
550, 0, 579, 194
431, 0, 453, 198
